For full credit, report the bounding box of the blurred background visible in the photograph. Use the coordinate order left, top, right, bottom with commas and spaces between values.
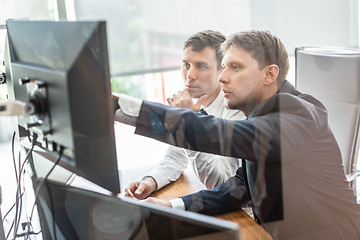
1, 0, 358, 104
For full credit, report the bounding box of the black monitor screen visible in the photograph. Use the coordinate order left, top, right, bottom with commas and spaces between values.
5, 20, 120, 193
36, 179, 239, 240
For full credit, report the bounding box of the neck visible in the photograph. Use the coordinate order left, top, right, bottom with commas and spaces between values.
243, 86, 279, 117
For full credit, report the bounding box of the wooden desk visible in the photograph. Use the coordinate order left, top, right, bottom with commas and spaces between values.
120, 166, 272, 240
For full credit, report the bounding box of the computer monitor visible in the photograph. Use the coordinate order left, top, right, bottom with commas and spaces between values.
3, 20, 240, 240
35, 179, 239, 240
4, 19, 120, 194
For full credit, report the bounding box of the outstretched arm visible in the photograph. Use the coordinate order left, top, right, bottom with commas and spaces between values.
137, 167, 251, 216
180, 167, 250, 216
115, 95, 278, 161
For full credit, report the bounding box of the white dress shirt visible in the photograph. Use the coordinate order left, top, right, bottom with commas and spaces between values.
147, 91, 245, 192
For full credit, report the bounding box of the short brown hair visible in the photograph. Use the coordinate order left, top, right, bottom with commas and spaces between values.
184, 30, 226, 70
221, 30, 289, 85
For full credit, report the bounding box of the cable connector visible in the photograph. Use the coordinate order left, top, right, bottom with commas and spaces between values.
0, 72, 5, 85
0, 100, 35, 117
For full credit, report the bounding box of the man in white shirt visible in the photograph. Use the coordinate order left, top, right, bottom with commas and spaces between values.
125, 30, 244, 199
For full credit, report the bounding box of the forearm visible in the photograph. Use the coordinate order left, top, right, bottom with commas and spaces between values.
148, 146, 189, 190
115, 97, 253, 160
135, 101, 250, 159
114, 108, 137, 126
191, 152, 240, 189
118, 98, 279, 162
180, 171, 250, 216
114, 94, 142, 126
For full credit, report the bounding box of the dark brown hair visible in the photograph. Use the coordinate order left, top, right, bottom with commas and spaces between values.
222, 30, 289, 85
184, 30, 226, 70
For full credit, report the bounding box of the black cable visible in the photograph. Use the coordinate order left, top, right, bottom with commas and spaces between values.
13, 196, 23, 240
1, 132, 19, 238
29, 147, 63, 220
5, 133, 63, 240
28, 147, 64, 240
4, 219, 14, 240
1, 193, 23, 221
45, 180, 56, 240
12, 144, 35, 239
21, 163, 38, 240
11, 132, 18, 184
2, 132, 23, 221
44, 147, 64, 240
5, 163, 31, 240
13, 229, 41, 238
5, 135, 36, 240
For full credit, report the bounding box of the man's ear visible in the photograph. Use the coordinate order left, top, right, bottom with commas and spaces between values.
264, 64, 279, 85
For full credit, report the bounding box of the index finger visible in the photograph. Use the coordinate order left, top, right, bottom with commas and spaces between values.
182, 88, 192, 98
125, 187, 135, 198
167, 97, 174, 106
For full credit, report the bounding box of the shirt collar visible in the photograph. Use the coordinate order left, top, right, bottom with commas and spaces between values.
203, 90, 224, 116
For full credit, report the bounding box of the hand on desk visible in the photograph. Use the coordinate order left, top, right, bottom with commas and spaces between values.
125, 177, 157, 199
142, 197, 172, 208
125, 178, 172, 208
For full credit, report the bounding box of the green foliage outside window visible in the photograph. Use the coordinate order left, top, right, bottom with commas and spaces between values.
111, 76, 145, 99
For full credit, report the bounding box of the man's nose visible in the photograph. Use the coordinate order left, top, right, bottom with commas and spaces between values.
186, 66, 196, 80
219, 69, 229, 83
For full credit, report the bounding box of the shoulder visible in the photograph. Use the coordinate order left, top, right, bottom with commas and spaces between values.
278, 92, 327, 120
257, 92, 326, 116
251, 92, 328, 130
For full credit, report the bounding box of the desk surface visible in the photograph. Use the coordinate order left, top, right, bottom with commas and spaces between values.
120, 166, 272, 240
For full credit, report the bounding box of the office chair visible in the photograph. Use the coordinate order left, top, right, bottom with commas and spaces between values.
295, 47, 360, 202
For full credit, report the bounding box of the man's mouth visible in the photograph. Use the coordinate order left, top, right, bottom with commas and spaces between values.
186, 85, 198, 90
223, 89, 231, 97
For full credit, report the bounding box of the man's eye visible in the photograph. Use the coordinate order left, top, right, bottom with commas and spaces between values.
183, 63, 190, 69
232, 65, 240, 70
198, 63, 208, 70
